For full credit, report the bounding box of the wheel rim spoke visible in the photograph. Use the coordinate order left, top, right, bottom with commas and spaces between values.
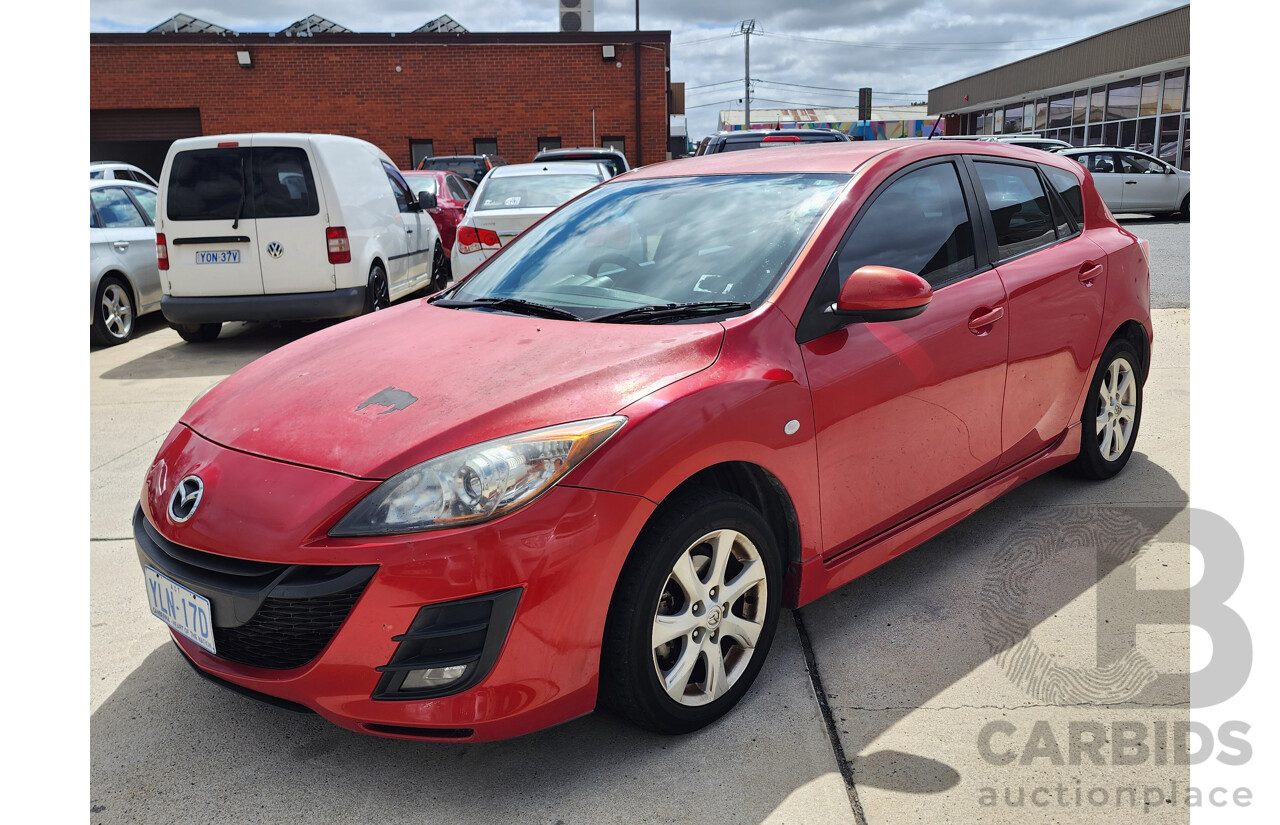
662, 642, 700, 699
720, 558, 765, 608
669, 550, 705, 604
720, 613, 763, 648
707, 530, 735, 592
652, 607, 700, 648
701, 643, 729, 700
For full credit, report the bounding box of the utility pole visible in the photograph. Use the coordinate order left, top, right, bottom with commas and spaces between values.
739, 19, 756, 131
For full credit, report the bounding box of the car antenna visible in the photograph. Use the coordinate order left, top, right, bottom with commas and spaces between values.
927, 115, 945, 140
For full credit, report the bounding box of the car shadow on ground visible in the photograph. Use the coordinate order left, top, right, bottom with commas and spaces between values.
91, 453, 1186, 823
97, 319, 343, 380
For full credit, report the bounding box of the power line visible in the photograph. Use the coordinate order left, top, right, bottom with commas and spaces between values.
754, 30, 1062, 52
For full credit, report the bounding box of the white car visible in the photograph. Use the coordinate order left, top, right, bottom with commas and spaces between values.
157, 133, 444, 342
1060, 147, 1190, 219
451, 161, 610, 280
90, 179, 163, 345
90, 161, 159, 187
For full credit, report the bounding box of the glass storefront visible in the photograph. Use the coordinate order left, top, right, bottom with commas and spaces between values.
957, 67, 1190, 170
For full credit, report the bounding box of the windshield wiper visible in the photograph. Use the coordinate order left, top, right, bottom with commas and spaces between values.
592, 301, 752, 324
431, 297, 583, 322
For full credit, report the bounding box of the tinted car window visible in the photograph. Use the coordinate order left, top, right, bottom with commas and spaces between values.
91, 187, 147, 228
1119, 153, 1165, 174
1041, 165, 1084, 227
167, 148, 250, 220
383, 162, 413, 213
974, 161, 1058, 260
837, 162, 977, 288
169, 147, 318, 221
254, 148, 319, 219
446, 175, 472, 202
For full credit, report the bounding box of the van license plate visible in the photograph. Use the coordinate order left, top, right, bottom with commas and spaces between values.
143, 566, 217, 654
196, 250, 240, 265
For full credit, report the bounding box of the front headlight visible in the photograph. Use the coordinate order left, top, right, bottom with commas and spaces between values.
329, 416, 626, 537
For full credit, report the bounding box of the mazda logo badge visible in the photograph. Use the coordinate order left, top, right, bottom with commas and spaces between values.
169, 476, 204, 522
267, 242, 284, 258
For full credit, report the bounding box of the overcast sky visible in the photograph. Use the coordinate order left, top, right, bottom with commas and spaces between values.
89, 1, 1188, 142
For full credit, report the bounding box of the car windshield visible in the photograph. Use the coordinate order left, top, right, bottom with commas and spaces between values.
440, 173, 849, 322
476, 174, 603, 211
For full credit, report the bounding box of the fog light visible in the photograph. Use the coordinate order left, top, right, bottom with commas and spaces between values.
401, 665, 469, 690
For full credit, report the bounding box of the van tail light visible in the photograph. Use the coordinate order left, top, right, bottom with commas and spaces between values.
327, 227, 351, 263
455, 224, 501, 255
156, 233, 169, 270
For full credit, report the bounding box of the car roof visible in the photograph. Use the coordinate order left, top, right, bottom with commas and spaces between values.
626, 139, 1082, 180
487, 161, 609, 178
536, 147, 624, 156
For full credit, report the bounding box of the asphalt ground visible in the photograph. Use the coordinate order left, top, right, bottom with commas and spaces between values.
90, 220, 1189, 824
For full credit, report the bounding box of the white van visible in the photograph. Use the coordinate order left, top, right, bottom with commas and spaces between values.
156, 133, 447, 342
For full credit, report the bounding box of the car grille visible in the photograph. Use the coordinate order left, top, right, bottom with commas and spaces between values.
134, 506, 376, 671
214, 581, 371, 670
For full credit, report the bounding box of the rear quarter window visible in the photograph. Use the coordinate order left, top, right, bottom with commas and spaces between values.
1041, 165, 1085, 227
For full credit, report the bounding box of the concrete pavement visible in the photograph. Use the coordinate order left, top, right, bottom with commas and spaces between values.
90, 297, 1189, 824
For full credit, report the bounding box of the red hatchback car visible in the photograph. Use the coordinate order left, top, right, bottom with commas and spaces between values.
135, 140, 1151, 742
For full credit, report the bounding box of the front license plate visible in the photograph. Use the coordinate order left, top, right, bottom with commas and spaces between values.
143, 567, 216, 654
195, 249, 240, 265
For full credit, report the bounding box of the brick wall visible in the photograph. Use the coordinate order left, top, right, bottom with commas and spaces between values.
90, 33, 671, 169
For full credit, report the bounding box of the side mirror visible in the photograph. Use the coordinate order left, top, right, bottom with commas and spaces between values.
828, 265, 932, 323
417, 191, 438, 210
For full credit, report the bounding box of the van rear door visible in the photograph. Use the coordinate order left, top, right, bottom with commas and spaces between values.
163, 145, 264, 297
250, 138, 335, 295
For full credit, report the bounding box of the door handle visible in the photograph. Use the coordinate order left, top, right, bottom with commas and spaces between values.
967, 306, 1004, 334
1079, 262, 1104, 286
1124, 180, 1138, 185
405, 227, 414, 233
113, 241, 129, 251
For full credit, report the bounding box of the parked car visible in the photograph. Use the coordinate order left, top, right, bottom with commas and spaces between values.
450, 161, 610, 280
91, 160, 159, 187
416, 154, 508, 183
134, 140, 1151, 742
695, 127, 851, 155
90, 179, 163, 345
935, 135, 1073, 152
156, 133, 445, 342
401, 169, 475, 266
1059, 147, 1190, 218
532, 146, 630, 177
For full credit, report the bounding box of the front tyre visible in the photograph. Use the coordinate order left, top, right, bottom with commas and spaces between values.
1067, 338, 1143, 479
601, 488, 782, 734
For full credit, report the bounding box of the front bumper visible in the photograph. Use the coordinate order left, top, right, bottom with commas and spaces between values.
135, 426, 655, 741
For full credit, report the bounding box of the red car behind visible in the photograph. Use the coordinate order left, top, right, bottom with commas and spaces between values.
401, 169, 475, 264
136, 140, 1151, 742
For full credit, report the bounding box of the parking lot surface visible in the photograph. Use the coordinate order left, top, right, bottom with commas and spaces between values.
91, 221, 1189, 824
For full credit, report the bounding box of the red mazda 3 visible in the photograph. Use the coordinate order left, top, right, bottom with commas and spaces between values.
136, 140, 1151, 741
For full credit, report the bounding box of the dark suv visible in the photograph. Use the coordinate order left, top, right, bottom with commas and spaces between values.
416, 154, 508, 183
532, 147, 630, 178
695, 128, 851, 155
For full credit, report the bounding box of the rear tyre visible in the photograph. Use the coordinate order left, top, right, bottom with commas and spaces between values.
1178, 194, 1190, 221
92, 276, 134, 346
430, 240, 451, 291
170, 322, 221, 343
1067, 338, 1143, 480
365, 263, 390, 313
600, 488, 782, 734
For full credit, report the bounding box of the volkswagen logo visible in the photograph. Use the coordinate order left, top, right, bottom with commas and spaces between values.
267, 242, 284, 258
169, 476, 204, 523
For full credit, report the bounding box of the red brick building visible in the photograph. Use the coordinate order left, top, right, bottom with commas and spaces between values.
89, 29, 673, 178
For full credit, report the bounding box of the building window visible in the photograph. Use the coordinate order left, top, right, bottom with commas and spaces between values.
1118, 120, 1137, 151
410, 140, 434, 169
1162, 70, 1186, 114
602, 136, 626, 156
1034, 100, 1048, 131
474, 138, 498, 156
538, 137, 562, 153
1048, 95, 1071, 129
1139, 76, 1161, 118
1137, 118, 1157, 155
1072, 91, 1088, 126
1105, 78, 1140, 121
1089, 88, 1106, 124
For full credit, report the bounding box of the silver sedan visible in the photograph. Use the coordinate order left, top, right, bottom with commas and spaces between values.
90, 179, 163, 345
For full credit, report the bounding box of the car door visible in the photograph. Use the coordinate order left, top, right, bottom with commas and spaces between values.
1116, 151, 1181, 212
382, 162, 434, 297
90, 185, 158, 301
968, 159, 1108, 467
1074, 151, 1125, 212
253, 143, 334, 296
798, 158, 1009, 554
121, 185, 164, 313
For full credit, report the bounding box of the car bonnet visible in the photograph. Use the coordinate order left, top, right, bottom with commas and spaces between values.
181, 301, 724, 480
